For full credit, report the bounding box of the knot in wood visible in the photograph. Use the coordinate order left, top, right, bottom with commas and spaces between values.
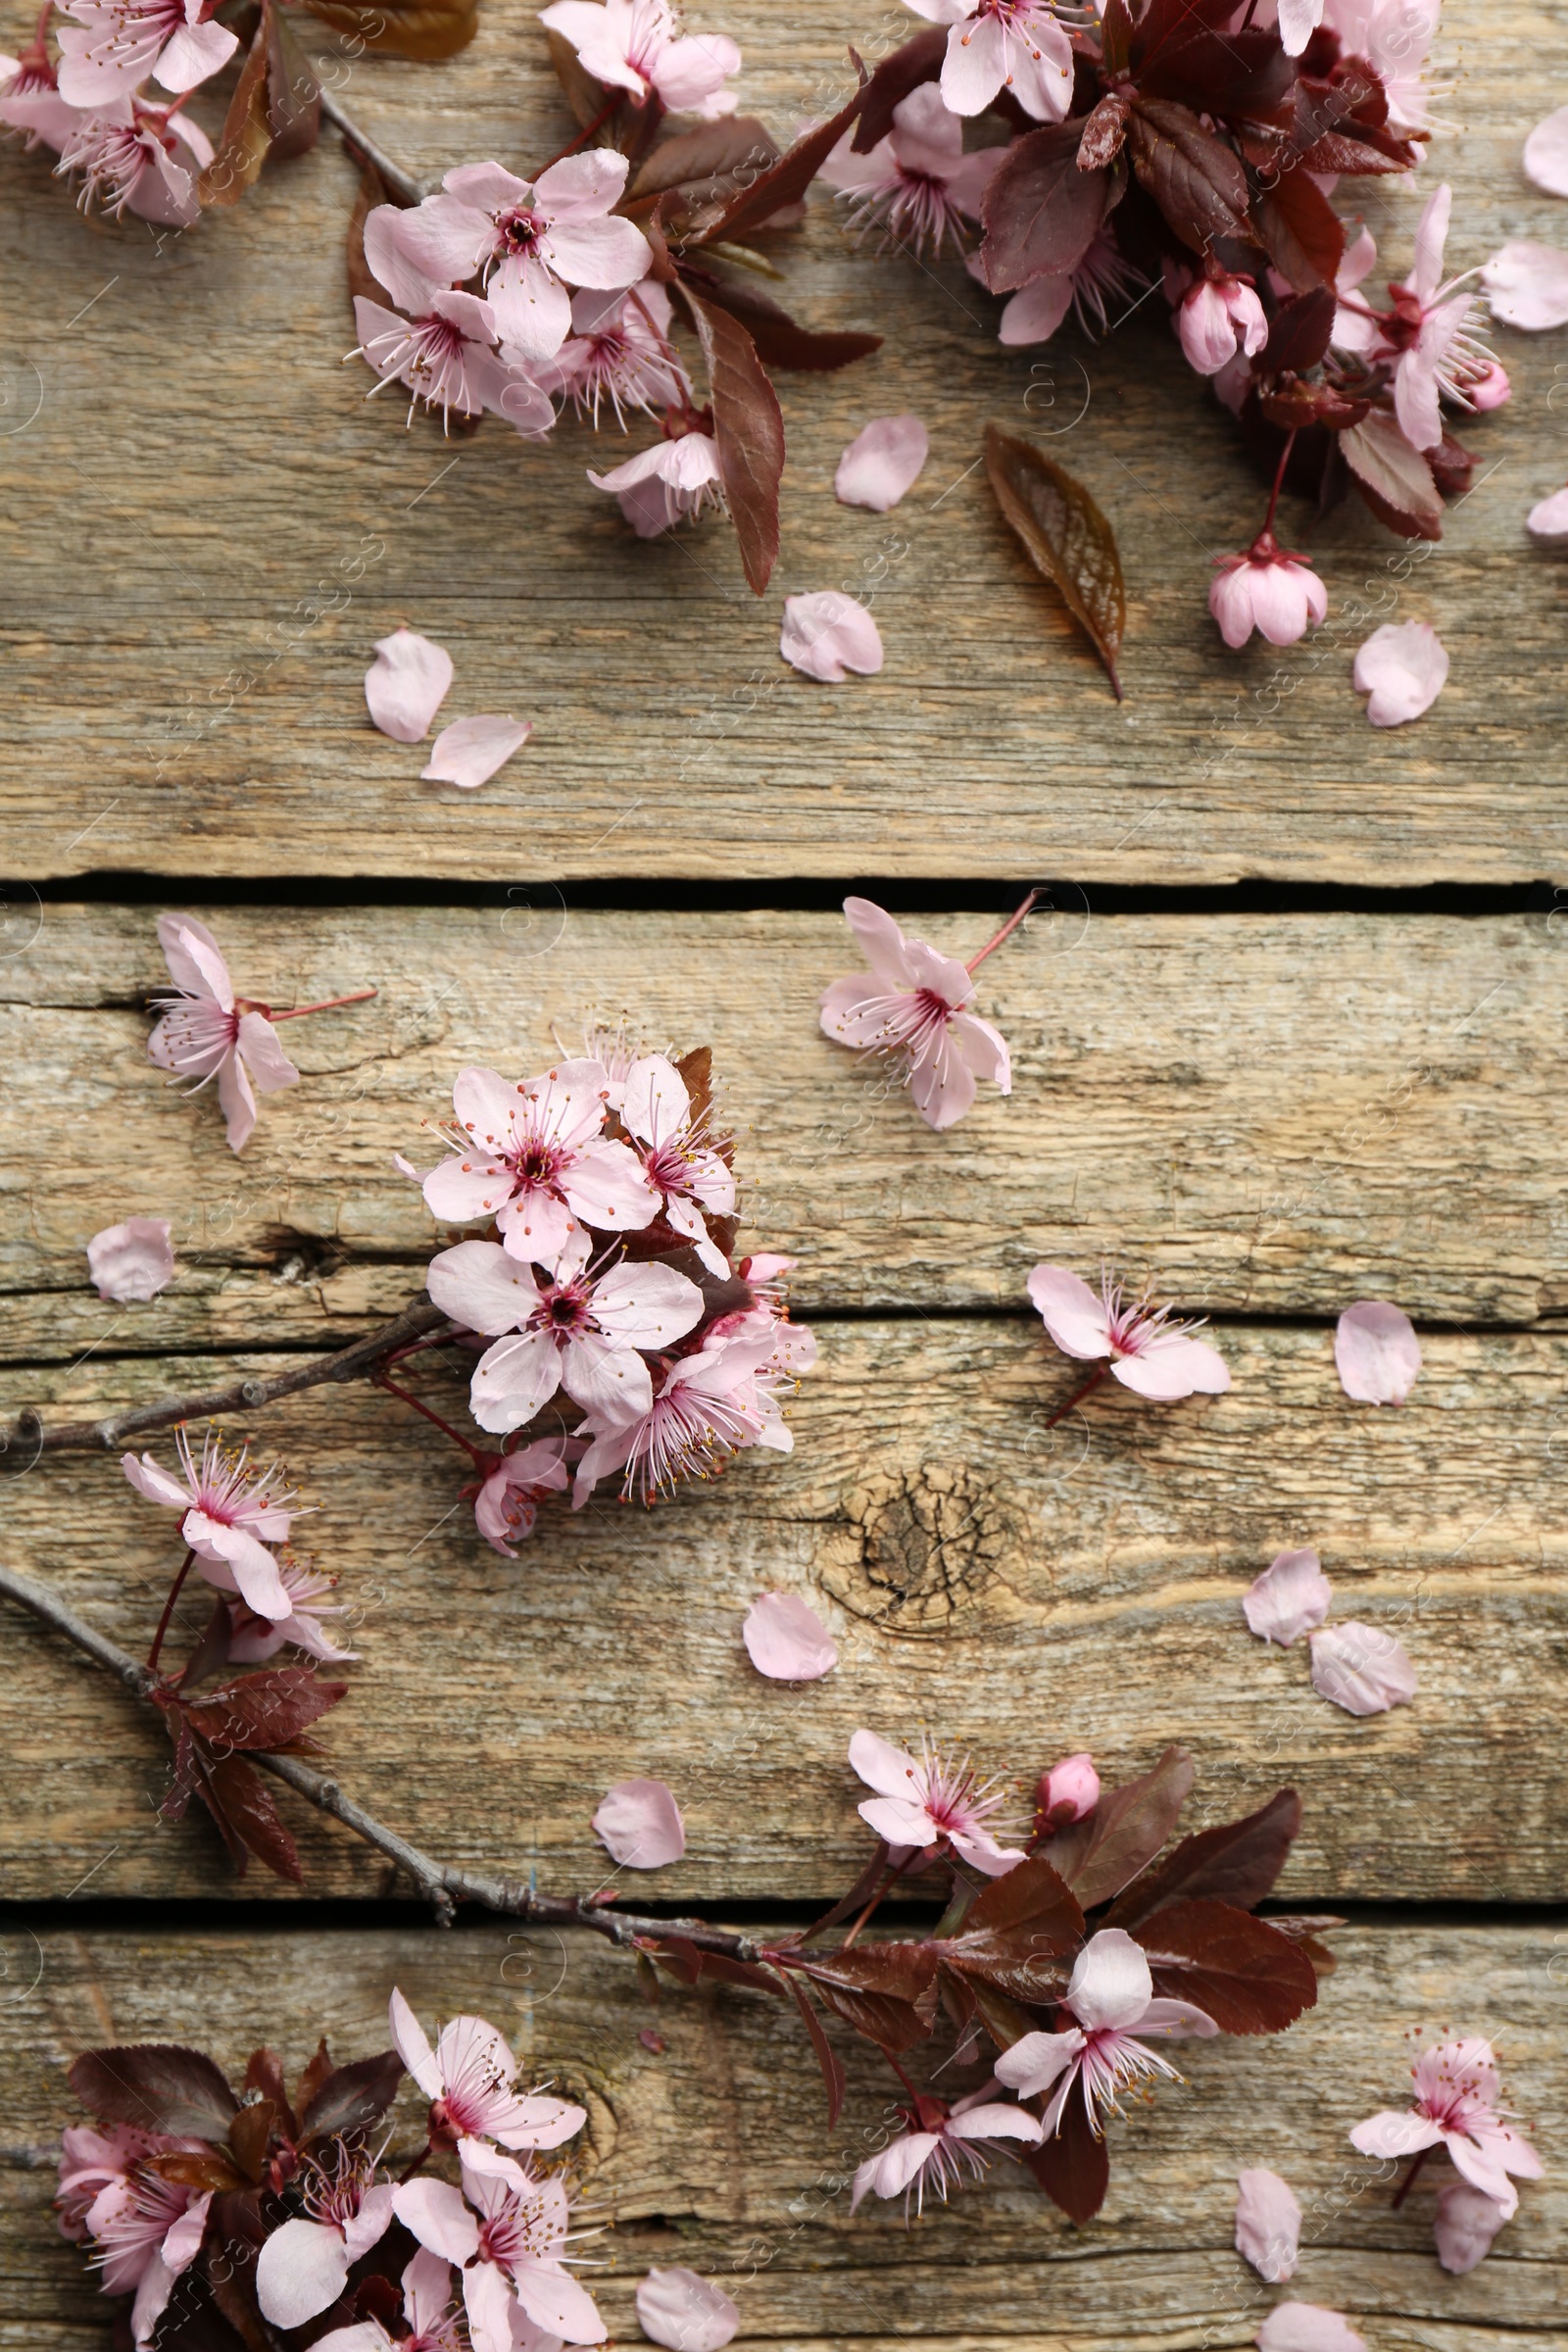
824, 1465, 1010, 1635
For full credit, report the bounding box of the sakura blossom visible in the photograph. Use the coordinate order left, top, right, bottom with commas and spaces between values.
539, 0, 742, 119
1335, 1300, 1423, 1401
569, 1310, 809, 1502
1482, 238, 1568, 330
1254, 2308, 1366, 2352
1352, 620, 1447, 727
54, 0, 237, 106
835, 413, 930, 512
1383, 185, 1499, 452
1434, 2177, 1509, 2274
1350, 2036, 1542, 2215
903, 0, 1073, 123
1034, 1751, 1099, 1832
1524, 105, 1568, 199
1209, 540, 1328, 651
147, 913, 300, 1153
86, 1216, 173, 1303
427, 1234, 704, 1434
819, 895, 1016, 1130
388, 1988, 588, 2159
1026, 1263, 1231, 1400
850, 2087, 1042, 2215
820, 85, 1000, 256
365, 628, 454, 743
1322, 0, 1438, 132
76, 2162, 211, 2349
122, 1429, 298, 1623
995, 1928, 1219, 2135
256, 2148, 394, 2327
1235, 2166, 1302, 2282
1243, 1548, 1334, 1649
422, 713, 534, 788
421, 1059, 658, 1265
352, 290, 556, 435
593, 1776, 686, 1866
1308, 1621, 1416, 1716
1, 36, 79, 147
539, 283, 688, 423
57, 97, 211, 229
742, 1590, 838, 1681
1178, 276, 1267, 376
1527, 484, 1568, 540
314, 2248, 462, 2352
393, 2142, 606, 2348
849, 1729, 1027, 1877
635, 2267, 740, 2352
588, 429, 725, 537
618, 1051, 736, 1275
780, 591, 885, 682
991, 231, 1145, 346
226, 1554, 358, 1664
472, 1435, 574, 1558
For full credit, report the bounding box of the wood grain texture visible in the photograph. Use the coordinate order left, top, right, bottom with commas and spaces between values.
3, 1316, 1565, 1901
2, 1924, 1562, 2346
3, 904, 1564, 1340
2, 1, 1566, 884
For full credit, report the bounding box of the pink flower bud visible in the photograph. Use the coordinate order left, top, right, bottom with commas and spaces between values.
1035, 1751, 1100, 1833
1178, 275, 1267, 375
1209, 538, 1328, 650
1467, 360, 1511, 410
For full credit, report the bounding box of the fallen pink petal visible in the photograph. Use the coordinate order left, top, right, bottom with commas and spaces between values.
1243, 1549, 1333, 1649
1527, 484, 1568, 540
420, 714, 533, 789
742, 1591, 838, 1681
1235, 2166, 1301, 2282
1308, 1623, 1417, 1716
1435, 2178, 1509, 2274
634, 2267, 740, 2351
1353, 622, 1447, 727
86, 1217, 174, 1303
1255, 2307, 1366, 2352
365, 627, 455, 742
1335, 1301, 1423, 1405
780, 591, 884, 682
835, 415, 929, 512
1482, 239, 1568, 328
592, 1777, 685, 1868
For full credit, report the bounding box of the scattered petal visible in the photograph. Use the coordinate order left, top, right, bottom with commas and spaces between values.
1482, 239, 1568, 329
420, 714, 532, 789
743, 1591, 837, 1680
593, 1777, 685, 1868
1527, 485, 1568, 540
1256, 2307, 1366, 2352
1353, 622, 1447, 726
364, 628, 454, 743
1243, 1549, 1333, 1648
1335, 1301, 1423, 1404
86, 1217, 174, 1303
835, 415, 929, 512
1308, 1622, 1417, 1716
635, 2267, 740, 2351
780, 591, 884, 682
1525, 106, 1568, 197
1435, 2179, 1508, 2274
1235, 2167, 1302, 2282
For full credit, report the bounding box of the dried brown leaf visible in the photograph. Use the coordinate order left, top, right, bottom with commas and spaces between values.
984, 425, 1126, 698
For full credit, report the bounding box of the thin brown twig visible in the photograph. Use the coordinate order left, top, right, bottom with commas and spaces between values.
318, 85, 428, 207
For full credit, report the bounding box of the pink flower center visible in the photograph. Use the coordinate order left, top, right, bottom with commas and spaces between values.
498, 206, 547, 258
642, 1135, 695, 1196
511, 1137, 566, 1191
476, 2183, 558, 2272
534, 1276, 595, 1338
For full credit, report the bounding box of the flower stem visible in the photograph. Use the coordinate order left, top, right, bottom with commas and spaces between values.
840, 1852, 915, 1950
538, 92, 625, 171
147, 1548, 196, 1675
1261, 427, 1298, 539
268, 987, 378, 1022
1391, 2146, 1432, 2210
1040, 1360, 1111, 1433
373, 1370, 487, 1467
966, 888, 1041, 973
398, 2136, 435, 2184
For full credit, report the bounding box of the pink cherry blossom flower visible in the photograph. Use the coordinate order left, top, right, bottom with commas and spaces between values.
820, 84, 1001, 256
995, 1928, 1219, 2133
1209, 536, 1328, 651
1027, 1263, 1231, 1400
1308, 1621, 1416, 1715
55, 0, 237, 105
389, 1989, 588, 2160
314, 2248, 463, 2352
1330, 222, 1381, 358
835, 414, 930, 512
592, 1775, 685, 1866
365, 628, 454, 742
1527, 484, 1568, 540
1349, 2036, 1542, 2216
569, 1320, 797, 1502
1434, 2177, 1509, 2274
1322, 0, 1435, 132
352, 290, 555, 435
904, 0, 1072, 122
1243, 1547, 1333, 1648
421, 1059, 659, 1264
1, 36, 79, 148
78, 2159, 211, 2349
422, 713, 533, 788
257, 2145, 395, 2328
619, 1053, 735, 1275
588, 427, 724, 536
1276, 0, 1324, 57
227, 1553, 357, 1664
1178, 275, 1267, 375
539, 0, 741, 119
1482, 238, 1568, 330
780, 591, 885, 682
538, 282, 687, 422
58, 2123, 158, 2240
992, 229, 1146, 345
1381, 186, 1497, 452
742, 1590, 837, 1681
394, 2143, 605, 2350
1352, 622, 1447, 727
372, 153, 651, 363
635, 2267, 739, 2352
473, 1435, 573, 1557
1034, 1751, 1099, 1833
819, 895, 1014, 1129
122, 1429, 297, 1622
57, 96, 212, 227
1335, 1299, 1422, 1402
850, 2086, 1042, 2214
1255, 2307, 1365, 2352
849, 1729, 1026, 1877
427, 1234, 704, 1435
1525, 104, 1568, 198
87, 1217, 173, 1303
147, 913, 300, 1153
1235, 2166, 1302, 2282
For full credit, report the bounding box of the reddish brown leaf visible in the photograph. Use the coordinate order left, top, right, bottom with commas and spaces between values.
227, 2099, 275, 2183
301, 2049, 406, 2140
293, 2037, 335, 2121
959, 1853, 1087, 1944
198, 12, 271, 210
1137, 27, 1297, 122
794, 1942, 940, 2051
1127, 98, 1254, 252
695, 73, 865, 245
1267, 1913, 1342, 1977
1101, 0, 1134, 74
1077, 92, 1130, 171
146, 2148, 246, 2193
852, 25, 947, 153
786, 1979, 846, 2125
182, 1666, 347, 1755
1025, 2092, 1109, 2222
984, 425, 1126, 699
980, 122, 1111, 293
1102, 1789, 1302, 1930
1136, 1899, 1319, 2033
243, 2047, 297, 2140
1128, 0, 1246, 72
681, 289, 784, 594
265, 1, 320, 162
299, 0, 478, 60
195, 1754, 303, 1883
1262, 286, 1336, 375
1294, 127, 1409, 175
812, 1982, 936, 2052
1341, 409, 1444, 538
1429, 427, 1475, 498
630, 117, 778, 206
203, 2189, 270, 2352
1043, 1746, 1194, 1907
676, 261, 880, 371
70, 2044, 238, 2137
956, 1974, 1044, 2054
1254, 166, 1346, 292
1261, 379, 1370, 429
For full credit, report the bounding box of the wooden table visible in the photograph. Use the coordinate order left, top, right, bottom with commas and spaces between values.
2, 3, 1564, 2345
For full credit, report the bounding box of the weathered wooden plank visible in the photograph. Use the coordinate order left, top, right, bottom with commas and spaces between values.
2, 905, 1562, 1338
3, 1319, 1564, 1901
1, 1, 1564, 885
2, 1924, 1561, 2345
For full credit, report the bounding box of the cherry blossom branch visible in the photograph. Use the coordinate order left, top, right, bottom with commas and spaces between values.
2, 1298, 449, 1457
0, 1561, 762, 1956
317, 86, 428, 207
